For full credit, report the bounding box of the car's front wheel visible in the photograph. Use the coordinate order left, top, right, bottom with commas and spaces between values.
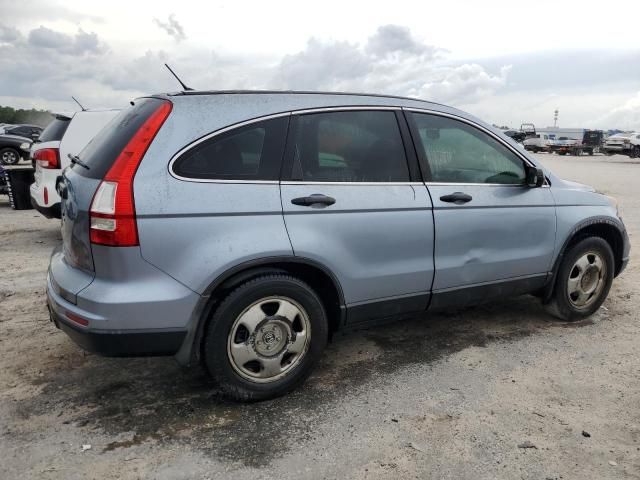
203, 274, 328, 401
0, 147, 20, 165
546, 237, 614, 321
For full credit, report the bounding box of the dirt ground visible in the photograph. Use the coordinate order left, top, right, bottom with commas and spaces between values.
0, 153, 638, 480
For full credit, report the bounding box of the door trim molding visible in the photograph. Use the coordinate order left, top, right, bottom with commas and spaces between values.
429, 273, 549, 310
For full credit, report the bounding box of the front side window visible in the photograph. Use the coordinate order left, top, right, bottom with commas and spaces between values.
410, 112, 526, 184
293, 110, 409, 182
173, 116, 288, 180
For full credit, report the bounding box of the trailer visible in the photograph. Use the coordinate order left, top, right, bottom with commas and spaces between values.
547, 129, 604, 156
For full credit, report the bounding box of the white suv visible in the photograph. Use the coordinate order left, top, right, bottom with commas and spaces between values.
30, 109, 120, 218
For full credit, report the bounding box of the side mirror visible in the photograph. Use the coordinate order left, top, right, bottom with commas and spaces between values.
526, 166, 545, 188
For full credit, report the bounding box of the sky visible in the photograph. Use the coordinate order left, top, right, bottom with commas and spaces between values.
1, 0, 639, 130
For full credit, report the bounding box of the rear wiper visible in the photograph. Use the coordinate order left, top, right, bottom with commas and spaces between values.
68, 153, 90, 170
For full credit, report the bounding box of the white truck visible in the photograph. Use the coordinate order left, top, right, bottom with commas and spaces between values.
523, 133, 557, 153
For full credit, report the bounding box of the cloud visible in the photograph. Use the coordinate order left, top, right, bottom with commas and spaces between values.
28, 26, 106, 55
272, 26, 506, 105
366, 24, 436, 58
275, 38, 371, 91
415, 64, 512, 105
0, 23, 512, 113
595, 92, 640, 130
9, 21, 635, 131
0, 24, 22, 43
153, 14, 186, 42
0, 0, 103, 26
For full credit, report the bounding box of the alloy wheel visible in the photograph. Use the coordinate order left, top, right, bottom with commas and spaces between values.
567, 251, 607, 309
1, 150, 18, 165
227, 296, 311, 383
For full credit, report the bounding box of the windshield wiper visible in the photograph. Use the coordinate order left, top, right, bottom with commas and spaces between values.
68, 153, 90, 170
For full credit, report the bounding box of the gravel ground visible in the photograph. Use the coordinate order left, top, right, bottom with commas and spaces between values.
0, 153, 638, 479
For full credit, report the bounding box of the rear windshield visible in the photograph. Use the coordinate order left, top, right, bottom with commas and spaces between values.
38, 117, 70, 142
73, 97, 167, 180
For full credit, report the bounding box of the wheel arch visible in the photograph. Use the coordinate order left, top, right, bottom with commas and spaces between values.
191, 256, 346, 364
543, 217, 626, 303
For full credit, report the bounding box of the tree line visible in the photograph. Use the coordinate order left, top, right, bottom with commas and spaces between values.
0, 106, 54, 127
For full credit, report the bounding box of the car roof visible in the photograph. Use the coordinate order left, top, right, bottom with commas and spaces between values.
157, 89, 473, 123
168, 89, 447, 106
9, 123, 41, 128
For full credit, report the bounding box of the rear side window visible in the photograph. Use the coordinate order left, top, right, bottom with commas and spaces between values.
74, 98, 167, 179
38, 118, 70, 142
172, 116, 289, 181
293, 110, 409, 182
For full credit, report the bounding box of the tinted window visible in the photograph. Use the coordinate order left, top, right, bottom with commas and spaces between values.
39, 117, 70, 142
7, 126, 27, 136
293, 111, 409, 182
173, 116, 288, 181
74, 98, 168, 180
410, 113, 526, 184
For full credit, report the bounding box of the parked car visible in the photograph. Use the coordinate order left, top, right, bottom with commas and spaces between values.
0, 134, 32, 165
503, 129, 527, 143
523, 133, 556, 153
2, 124, 43, 141
550, 137, 577, 155
30, 109, 120, 218
47, 91, 630, 401
603, 132, 640, 157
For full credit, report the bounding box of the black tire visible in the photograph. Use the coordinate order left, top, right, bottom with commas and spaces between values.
0, 147, 20, 165
631, 146, 640, 159
546, 237, 614, 321
203, 274, 328, 401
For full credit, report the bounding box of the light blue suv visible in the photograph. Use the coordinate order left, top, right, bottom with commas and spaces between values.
48, 91, 630, 400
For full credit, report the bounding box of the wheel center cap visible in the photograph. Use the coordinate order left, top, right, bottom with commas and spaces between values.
581, 267, 598, 292
253, 321, 288, 357
263, 331, 277, 345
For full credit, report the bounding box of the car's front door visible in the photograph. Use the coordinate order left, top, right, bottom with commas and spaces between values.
280, 109, 435, 324
406, 110, 556, 307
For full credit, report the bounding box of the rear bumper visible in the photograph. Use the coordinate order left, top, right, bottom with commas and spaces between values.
604, 145, 627, 152
48, 304, 186, 356
46, 245, 202, 359
30, 196, 60, 218
30, 179, 61, 218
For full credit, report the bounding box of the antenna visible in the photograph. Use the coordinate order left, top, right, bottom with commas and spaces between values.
164, 63, 193, 91
71, 96, 87, 111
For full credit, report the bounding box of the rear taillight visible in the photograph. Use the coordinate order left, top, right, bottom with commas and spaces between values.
34, 148, 60, 169
89, 100, 172, 247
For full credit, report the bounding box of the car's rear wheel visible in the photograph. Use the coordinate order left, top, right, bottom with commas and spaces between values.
546, 237, 614, 321
0, 147, 20, 165
203, 274, 328, 401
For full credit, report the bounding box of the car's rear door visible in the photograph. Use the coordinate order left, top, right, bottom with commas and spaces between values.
280, 108, 435, 325
405, 110, 556, 308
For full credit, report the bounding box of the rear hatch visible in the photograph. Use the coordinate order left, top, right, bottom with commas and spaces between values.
59, 97, 171, 278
